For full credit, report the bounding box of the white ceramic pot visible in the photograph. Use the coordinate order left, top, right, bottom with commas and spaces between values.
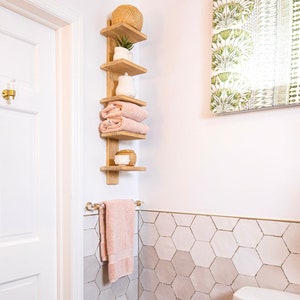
115, 73, 136, 97
113, 46, 132, 61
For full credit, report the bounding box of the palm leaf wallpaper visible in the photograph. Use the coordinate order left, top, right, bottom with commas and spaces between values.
211, 0, 300, 114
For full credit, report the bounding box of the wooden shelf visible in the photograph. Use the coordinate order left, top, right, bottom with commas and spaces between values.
100, 95, 147, 106
101, 59, 147, 76
100, 23, 147, 43
100, 131, 146, 140
100, 19, 148, 185
100, 166, 146, 171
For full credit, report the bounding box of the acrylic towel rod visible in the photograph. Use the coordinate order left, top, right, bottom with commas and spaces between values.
85, 200, 143, 211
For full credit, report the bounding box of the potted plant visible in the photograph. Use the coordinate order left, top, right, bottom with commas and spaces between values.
113, 35, 134, 61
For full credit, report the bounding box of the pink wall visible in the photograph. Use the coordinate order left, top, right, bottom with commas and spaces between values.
138, 0, 300, 221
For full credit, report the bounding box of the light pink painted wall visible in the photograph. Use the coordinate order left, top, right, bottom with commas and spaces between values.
139, 0, 300, 221
58, 0, 300, 220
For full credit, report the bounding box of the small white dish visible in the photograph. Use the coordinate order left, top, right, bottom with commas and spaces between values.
114, 154, 130, 166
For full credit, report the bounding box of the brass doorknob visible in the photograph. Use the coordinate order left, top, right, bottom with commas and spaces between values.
2, 80, 16, 101
2, 89, 16, 101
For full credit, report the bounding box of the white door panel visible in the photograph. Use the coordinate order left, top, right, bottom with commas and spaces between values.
0, 109, 38, 241
0, 275, 39, 300
0, 6, 56, 300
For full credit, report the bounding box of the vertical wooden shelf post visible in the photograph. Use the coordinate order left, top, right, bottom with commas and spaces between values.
105, 20, 120, 184
106, 138, 119, 184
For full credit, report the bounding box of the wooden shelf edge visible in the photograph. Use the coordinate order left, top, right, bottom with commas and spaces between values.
100, 23, 147, 43
100, 95, 147, 106
100, 59, 147, 76
100, 131, 146, 140
100, 166, 146, 171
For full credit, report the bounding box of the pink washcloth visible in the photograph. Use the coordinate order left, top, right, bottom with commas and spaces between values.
99, 116, 149, 135
100, 101, 148, 122
99, 200, 135, 282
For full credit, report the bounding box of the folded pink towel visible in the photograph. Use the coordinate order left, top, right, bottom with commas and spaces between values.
99, 116, 149, 135
100, 101, 148, 122
99, 200, 135, 282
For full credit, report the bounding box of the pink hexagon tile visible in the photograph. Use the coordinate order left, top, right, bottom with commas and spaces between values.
212, 216, 238, 231
233, 219, 263, 248
155, 236, 176, 260
139, 246, 159, 269
155, 212, 176, 237
257, 220, 289, 236
173, 213, 195, 226
191, 292, 211, 300
190, 267, 215, 293
256, 236, 289, 266
191, 241, 215, 268
139, 223, 159, 246
210, 283, 233, 300
139, 268, 159, 292
210, 257, 238, 285
211, 231, 238, 258
282, 254, 300, 285
139, 291, 156, 300
155, 260, 176, 284
232, 248, 262, 276
283, 223, 300, 254
256, 265, 288, 290
172, 251, 195, 277
231, 275, 258, 292
286, 284, 300, 294
172, 226, 195, 251
172, 275, 195, 300
156, 283, 176, 300
139, 211, 158, 223
191, 216, 216, 242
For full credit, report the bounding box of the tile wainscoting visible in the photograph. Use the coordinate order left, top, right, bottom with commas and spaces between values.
138, 211, 300, 300
83, 210, 300, 299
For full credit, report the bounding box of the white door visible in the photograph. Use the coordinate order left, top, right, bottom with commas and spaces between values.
0, 6, 57, 300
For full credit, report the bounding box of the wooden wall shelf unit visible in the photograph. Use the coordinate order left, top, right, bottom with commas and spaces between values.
100, 21, 148, 185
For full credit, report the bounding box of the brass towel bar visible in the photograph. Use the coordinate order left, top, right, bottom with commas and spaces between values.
85, 200, 143, 211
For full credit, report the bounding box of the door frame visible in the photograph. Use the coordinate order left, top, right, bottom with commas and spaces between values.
0, 1, 83, 299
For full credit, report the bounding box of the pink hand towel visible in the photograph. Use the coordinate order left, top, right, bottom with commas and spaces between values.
100, 101, 148, 122
99, 199, 135, 282
99, 116, 149, 135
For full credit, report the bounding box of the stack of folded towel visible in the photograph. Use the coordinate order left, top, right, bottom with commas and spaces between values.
99, 101, 149, 135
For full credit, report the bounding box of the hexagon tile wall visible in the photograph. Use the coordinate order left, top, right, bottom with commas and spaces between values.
83, 211, 300, 300
138, 211, 300, 300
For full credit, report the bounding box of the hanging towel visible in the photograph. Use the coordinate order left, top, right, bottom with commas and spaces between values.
100, 101, 148, 122
99, 199, 135, 282
99, 116, 149, 135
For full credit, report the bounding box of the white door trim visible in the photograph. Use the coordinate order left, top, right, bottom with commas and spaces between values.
0, 1, 83, 299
